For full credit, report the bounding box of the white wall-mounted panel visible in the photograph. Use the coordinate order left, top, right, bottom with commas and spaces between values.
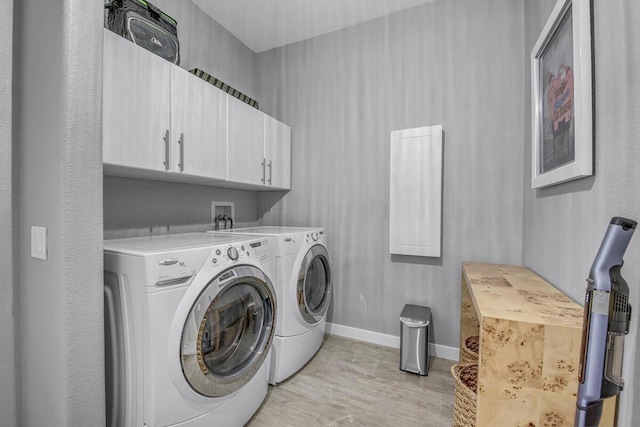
389, 125, 443, 257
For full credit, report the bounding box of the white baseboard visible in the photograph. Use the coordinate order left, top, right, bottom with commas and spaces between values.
326, 322, 459, 361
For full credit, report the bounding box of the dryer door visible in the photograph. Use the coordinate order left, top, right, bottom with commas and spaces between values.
297, 244, 332, 325
181, 265, 276, 397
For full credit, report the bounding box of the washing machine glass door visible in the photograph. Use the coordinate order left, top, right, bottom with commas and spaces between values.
181, 265, 275, 397
297, 244, 332, 324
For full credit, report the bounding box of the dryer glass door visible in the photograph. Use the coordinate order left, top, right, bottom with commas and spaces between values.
297, 244, 332, 325
181, 265, 275, 397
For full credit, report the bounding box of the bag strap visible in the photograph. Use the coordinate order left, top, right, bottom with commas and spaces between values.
145, 1, 162, 20
145, 1, 178, 26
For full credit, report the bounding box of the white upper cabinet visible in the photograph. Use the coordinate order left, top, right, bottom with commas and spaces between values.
227, 98, 265, 186
170, 66, 227, 180
103, 29, 171, 172
227, 98, 292, 190
264, 115, 291, 190
103, 30, 226, 182
103, 28, 291, 190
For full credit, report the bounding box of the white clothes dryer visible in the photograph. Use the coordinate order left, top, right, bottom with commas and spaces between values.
211, 227, 332, 384
104, 233, 276, 427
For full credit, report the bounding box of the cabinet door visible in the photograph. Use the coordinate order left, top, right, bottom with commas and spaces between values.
389, 125, 443, 257
103, 30, 171, 171
264, 115, 291, 190
227, 98, 264, 186
170, 66, 227, 180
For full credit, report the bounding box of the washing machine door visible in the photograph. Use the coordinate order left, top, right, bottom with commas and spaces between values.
297, 244, 332, 325
180, 265, 275, 397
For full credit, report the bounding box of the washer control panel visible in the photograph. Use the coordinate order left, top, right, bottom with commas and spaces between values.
305, 230, 325, 244
227, 246, 239, 260
209, 238, 272, 269
249, 238, 272, 266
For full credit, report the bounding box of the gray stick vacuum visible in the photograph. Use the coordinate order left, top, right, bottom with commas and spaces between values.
576, 217, 637, 427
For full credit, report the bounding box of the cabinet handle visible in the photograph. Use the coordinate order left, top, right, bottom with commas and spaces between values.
268, 160, 272, 185
178, 133, 184, 172
163, 129, 170, 171
261, 158, 266, 184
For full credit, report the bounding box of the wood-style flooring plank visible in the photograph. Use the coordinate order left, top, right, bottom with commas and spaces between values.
247, 334, 455, 426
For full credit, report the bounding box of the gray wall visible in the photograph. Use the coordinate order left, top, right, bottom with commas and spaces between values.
256, 0, 525, 348
103, 1, 262, 238
104, 177, 260, 239
150, 0, 258, 100
0, 0, 19, 425
19, 0, 104, 425
522, 1, 640, 425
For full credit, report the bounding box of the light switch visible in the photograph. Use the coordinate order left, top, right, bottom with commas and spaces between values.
31, 226, 47, 260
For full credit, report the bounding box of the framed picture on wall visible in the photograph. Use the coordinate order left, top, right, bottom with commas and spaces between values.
531, 0, 593, 189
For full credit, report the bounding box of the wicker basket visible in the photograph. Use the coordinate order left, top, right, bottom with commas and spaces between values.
460, 335, 479, 364
451, 363, 478, 427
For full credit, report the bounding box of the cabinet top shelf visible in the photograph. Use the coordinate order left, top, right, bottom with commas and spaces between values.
462, 261, 584, 328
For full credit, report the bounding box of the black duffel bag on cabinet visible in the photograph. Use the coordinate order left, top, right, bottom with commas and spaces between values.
105, 0, 180, 65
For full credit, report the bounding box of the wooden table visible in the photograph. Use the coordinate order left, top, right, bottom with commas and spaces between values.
460, 262, 616, 426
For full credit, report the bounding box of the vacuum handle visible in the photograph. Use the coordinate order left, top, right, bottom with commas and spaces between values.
589, 217, 636, 291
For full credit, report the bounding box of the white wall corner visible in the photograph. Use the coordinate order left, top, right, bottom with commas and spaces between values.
326, 322, 459, 362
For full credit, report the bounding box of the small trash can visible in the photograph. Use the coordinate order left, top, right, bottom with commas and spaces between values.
400, 304, 431, 376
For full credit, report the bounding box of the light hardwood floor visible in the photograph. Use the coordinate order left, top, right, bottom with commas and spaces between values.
247, 334, 456, 426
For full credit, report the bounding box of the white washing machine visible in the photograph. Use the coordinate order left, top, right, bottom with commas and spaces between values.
104, 232, 276, 427
211, 227, 332, 384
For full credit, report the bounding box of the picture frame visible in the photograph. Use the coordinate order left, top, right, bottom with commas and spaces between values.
531, 0, 593, 189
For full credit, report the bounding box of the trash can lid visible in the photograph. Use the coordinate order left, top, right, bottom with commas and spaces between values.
400, 304, 432, 323
400, 317, 430, 326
